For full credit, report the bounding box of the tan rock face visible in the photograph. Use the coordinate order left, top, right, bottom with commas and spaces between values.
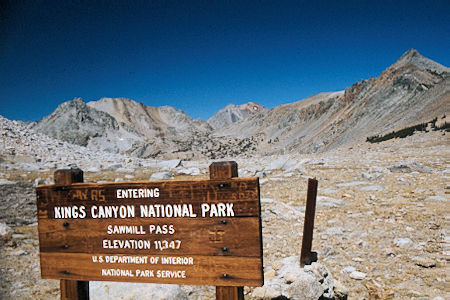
87, 97, 213, 139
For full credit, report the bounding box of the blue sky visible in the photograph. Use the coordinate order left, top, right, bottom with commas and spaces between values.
1, 0, 449, 121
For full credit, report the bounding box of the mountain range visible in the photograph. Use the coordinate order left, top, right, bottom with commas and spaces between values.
30, 49, 449, 159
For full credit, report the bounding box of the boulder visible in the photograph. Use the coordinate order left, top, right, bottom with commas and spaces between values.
361, 171, 382, 180
107, 163, 123, 170
0, 179, 16, 185
33, 177, 52, 187
388, 161, 431, 173
261, 198, 275, 204
349, 271, 366, 280
249, 256, 347, 300
150, 172, 173, 180
317, 196, 347, 207
156, 159, 182, 169
86, 166, 101, 172
0, 223, 12, 236
359, 185, 384, 192
176, 167, 201, 176
394, 237, 414, 249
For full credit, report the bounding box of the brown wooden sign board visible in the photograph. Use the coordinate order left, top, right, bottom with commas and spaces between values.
36, 178, 263, 287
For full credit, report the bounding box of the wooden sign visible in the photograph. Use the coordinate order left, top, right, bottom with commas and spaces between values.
36, 178, 263, 287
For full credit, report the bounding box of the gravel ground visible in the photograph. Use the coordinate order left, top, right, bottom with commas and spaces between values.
0, 131, 448, 299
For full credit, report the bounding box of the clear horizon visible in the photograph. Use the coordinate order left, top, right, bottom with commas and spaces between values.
1, 0, 449, 122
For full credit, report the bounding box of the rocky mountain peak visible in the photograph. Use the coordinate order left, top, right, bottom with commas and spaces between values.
31, 98, 119, 147
207, 101, 267, 129
390, 48, 449, 74
400, 48, 420, 60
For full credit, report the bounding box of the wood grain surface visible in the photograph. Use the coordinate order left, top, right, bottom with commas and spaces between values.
40, 252, 262, 286
36, 177, 263, 286
38, 217, 261, 256
37, 178, 260, 218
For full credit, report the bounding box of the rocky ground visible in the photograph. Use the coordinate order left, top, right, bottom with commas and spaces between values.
0, 115, 448, 299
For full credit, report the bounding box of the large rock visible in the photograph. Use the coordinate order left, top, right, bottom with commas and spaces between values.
0, 179, 16, 185
156, 159, 182, 169
317, 196, 347, 207
176, 167, 201, 176
249, 256, 347, 300
394, 237, 414, 249
388, 161, 432, 174
90, 282, 188, 300
0, 223, 12, 236
150, 172, 173, 180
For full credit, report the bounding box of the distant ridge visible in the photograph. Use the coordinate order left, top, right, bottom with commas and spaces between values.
218, 49, 449, 154
31, 49, 449, 158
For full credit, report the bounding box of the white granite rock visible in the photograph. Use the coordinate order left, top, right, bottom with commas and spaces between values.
0, 223, 12, 236
176, 167, 201, 175
249, 256, 343, 300
341, 266, 356, 274
90, 282, 188, 300
150, 172, 173, 180
394, 237, 414, 248
155, 159, 182, 170
359, 185, 384, 191
349, 271, 366, 280
86, 166, 101, 172
0, 179, 16, 185
261, 198, 275, 204
425, 195, 448, 202
317, 196, 347, 207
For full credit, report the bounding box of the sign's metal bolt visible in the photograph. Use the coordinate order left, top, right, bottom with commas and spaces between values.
63, 222, 69, 227
220, 220, 227, 225
222, 274, 228, 278
219, 183, 225, 188
222, 247, 228, 252
63, 245, 69, 249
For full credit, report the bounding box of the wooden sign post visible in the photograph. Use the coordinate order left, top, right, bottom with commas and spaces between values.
36, 162, 263, 299
210, 161, 245, 300
300, 178, 318, 267
54, 169, 89, 300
